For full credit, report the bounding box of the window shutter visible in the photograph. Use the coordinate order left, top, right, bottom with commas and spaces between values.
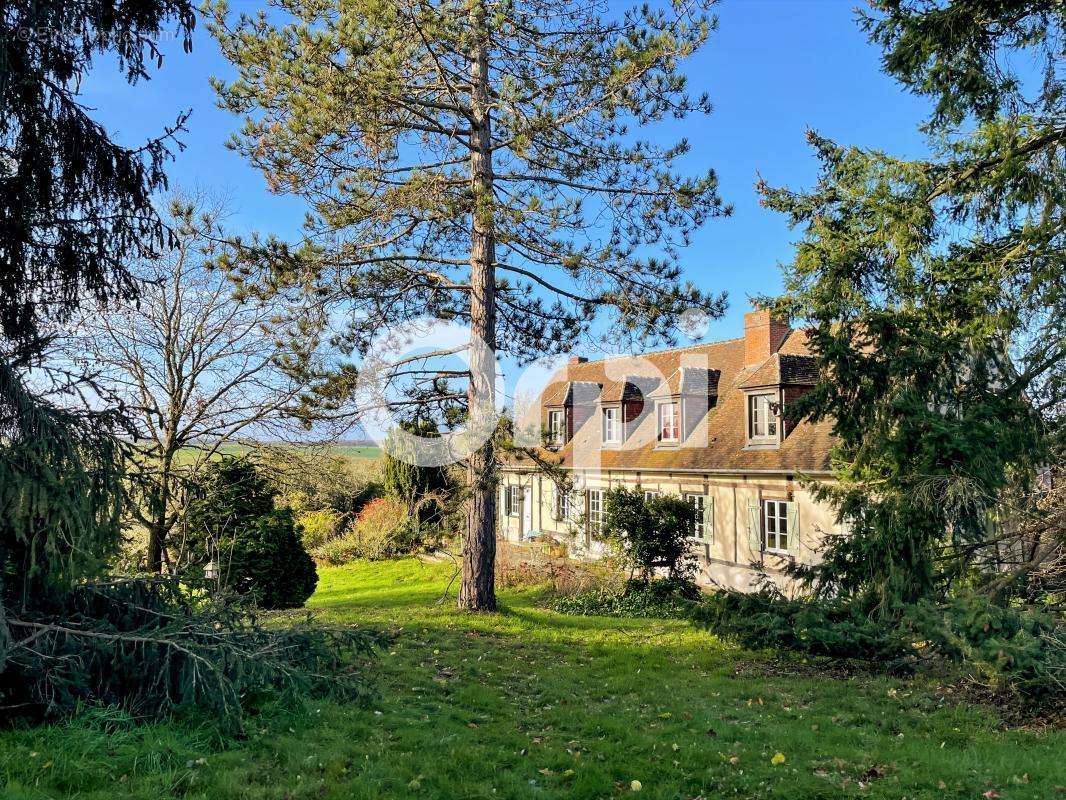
746, 500, 761, 552
703, 497, 714, 544
786, 501, 800, 557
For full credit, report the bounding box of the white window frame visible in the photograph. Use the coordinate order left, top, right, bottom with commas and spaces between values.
685, 493, 711, 542
747, 392, 779, 442
553, 485, 574, 522
643, 490, 660, 502
548, 409, 565, 445
505, 485, 522, 517
601, 406, 621, 444
658, 401, 680, 443
587, 489, 604, 531
762, 499, 789, 553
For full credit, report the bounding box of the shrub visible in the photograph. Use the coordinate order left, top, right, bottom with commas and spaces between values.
185, 458, 318, 609
601, 488, 697, 582
356, 495, 407, 530
297, 508, 345, 550
551, 577, 701, 619
382, 420, 451, 526
692, 588, 1066, 703
692, 590, 911, 663
496, 540, 626, 595
312, 531, 365, 566
310, 497, 418, 564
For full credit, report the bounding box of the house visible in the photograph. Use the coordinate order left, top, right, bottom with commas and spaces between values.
498, 308, 841, 592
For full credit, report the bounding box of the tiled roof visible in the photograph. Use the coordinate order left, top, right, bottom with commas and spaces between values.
781, 353, 820, 385
542, 379, 601, 406
737, 352, 819, 389
511, 330, 835, 474
647, 366, 721, 398
599, 375, 660, 403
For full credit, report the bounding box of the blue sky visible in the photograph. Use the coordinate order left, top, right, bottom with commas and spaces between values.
82, 1, 934, 432
84, 0, 932, 342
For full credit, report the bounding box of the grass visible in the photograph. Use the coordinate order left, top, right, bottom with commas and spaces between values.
1, 559, 1062, 799
330, 444, 382, 460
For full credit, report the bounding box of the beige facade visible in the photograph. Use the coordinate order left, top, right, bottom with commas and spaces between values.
497, 467, 837, 593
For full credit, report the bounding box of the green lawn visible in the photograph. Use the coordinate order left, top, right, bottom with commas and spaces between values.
1, 559, 1062, 799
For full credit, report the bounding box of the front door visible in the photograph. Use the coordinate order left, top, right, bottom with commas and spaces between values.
522, 484, 533, 537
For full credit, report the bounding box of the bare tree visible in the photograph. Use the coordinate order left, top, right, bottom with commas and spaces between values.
63, 196, 325, 572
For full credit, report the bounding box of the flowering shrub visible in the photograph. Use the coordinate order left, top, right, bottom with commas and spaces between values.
311, 497, 415, 564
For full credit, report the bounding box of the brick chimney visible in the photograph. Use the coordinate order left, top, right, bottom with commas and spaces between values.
744, 309, 790, 366
569, 355, 588, 365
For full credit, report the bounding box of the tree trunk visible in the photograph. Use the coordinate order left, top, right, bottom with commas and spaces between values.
146, 451, 175, 573
147, 522, 166, 573
459, 4, 498, 611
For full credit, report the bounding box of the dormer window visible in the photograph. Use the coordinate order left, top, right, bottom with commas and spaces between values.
747, 393, 779, 443
602, 406, 620, 444
548, 409, 565, 445
658, 401, 680, 443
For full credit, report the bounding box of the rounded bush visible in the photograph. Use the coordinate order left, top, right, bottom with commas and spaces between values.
187, 458, 318, 609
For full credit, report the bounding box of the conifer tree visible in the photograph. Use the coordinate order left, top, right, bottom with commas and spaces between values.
210, 0, 729, 609
1, 0, 195, 357
759, 0, 1064, 612
383, 420, 451, 526
1, 0, 194, 612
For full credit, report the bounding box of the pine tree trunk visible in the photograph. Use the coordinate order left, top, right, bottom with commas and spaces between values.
459, 4, 498, 612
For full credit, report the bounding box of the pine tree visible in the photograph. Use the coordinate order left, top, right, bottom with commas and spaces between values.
209, 0, 728, 610
758, 0, 1064, 613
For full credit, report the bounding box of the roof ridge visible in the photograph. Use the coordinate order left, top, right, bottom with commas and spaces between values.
574, 334, 744, 366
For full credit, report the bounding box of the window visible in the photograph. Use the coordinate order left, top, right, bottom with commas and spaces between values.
587, 489, 604, 531
763, 499, 789, 552
548, 410, 565, 445
747, 393, 778, 441
602, 406, 620, 443
643, 490, 660, 502
504, 485, 521, 517
553, 485, 574, 522
685, 493, 711, 541
658, 402, 680, 442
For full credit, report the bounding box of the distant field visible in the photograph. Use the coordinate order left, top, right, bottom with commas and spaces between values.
332, 444, 382, 460
175, 442, 382, 464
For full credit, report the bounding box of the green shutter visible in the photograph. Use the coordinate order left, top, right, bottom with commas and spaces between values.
786, 501, 800, 557
746, 499, 761, 552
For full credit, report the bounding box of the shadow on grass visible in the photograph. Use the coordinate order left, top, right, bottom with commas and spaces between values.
3, 558, 1062, 800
